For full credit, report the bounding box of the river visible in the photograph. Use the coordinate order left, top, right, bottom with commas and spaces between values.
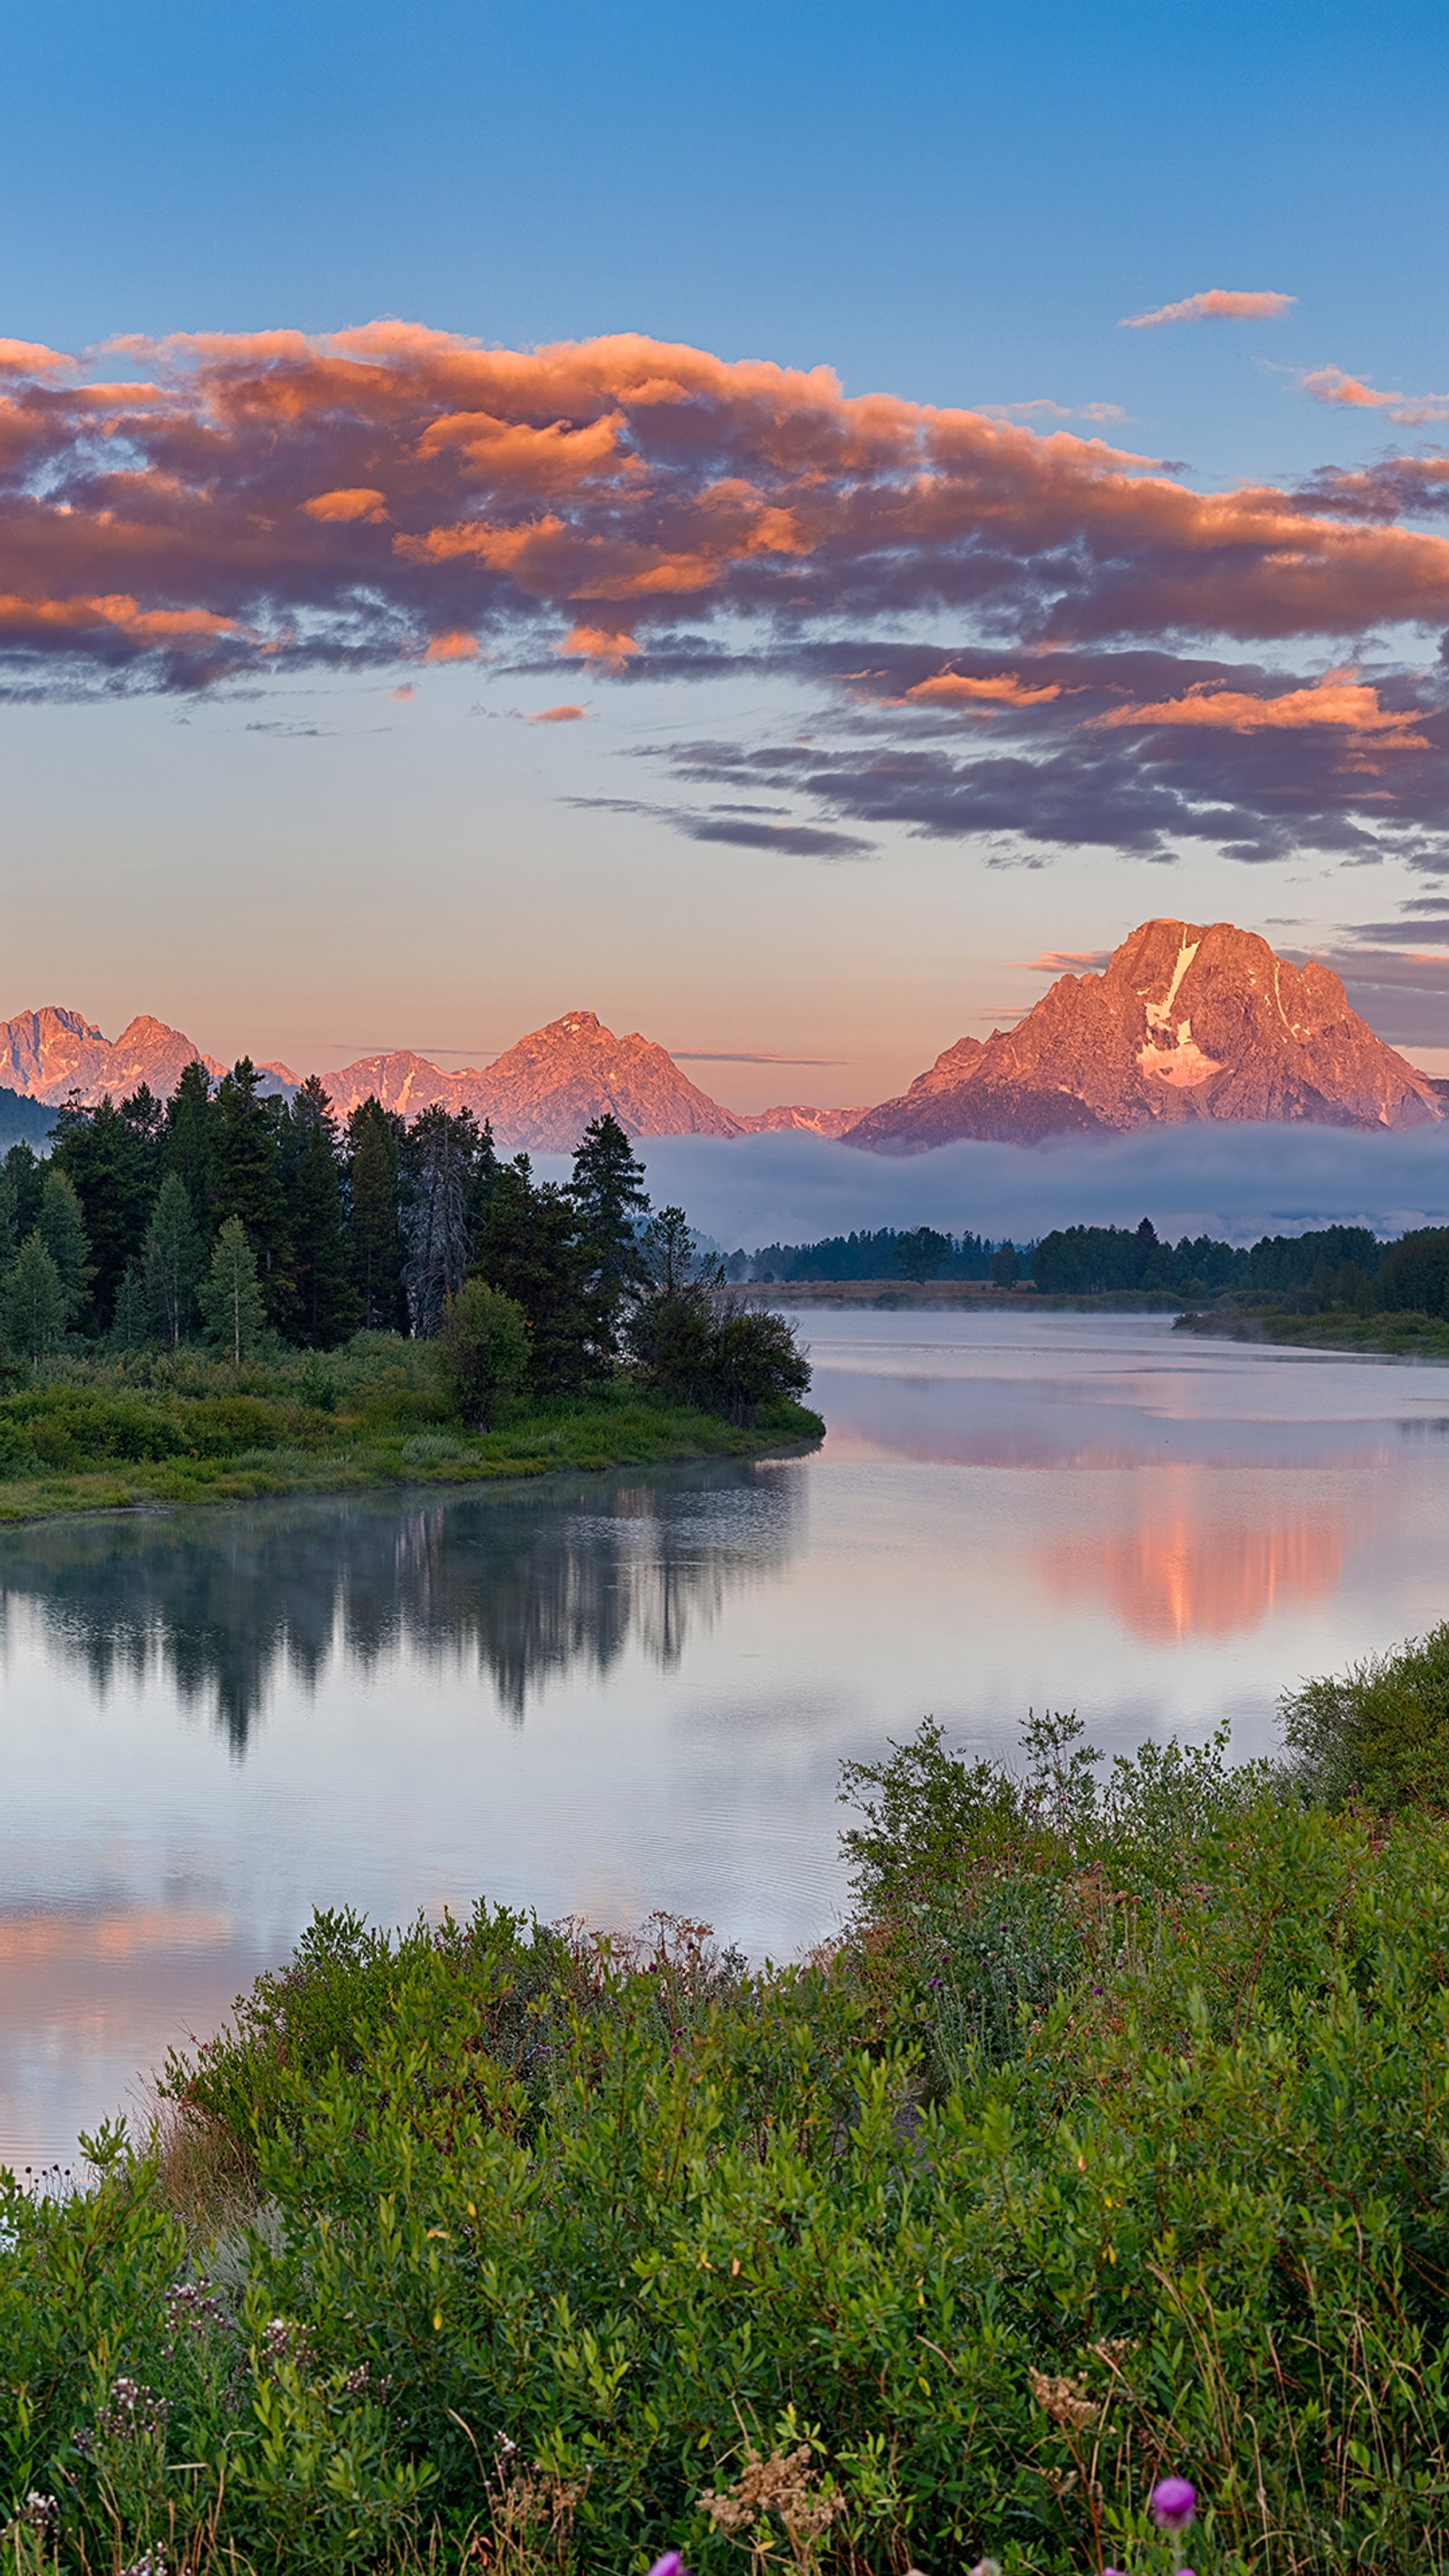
4, 1307, 1448, 2172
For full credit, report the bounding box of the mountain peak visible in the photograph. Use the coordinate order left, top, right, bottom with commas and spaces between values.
846, 917, 1442, 1152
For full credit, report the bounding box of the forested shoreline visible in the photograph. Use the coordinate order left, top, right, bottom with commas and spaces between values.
0, 1075, 819, 1516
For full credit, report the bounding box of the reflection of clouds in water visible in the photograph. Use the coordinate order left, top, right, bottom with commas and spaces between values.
1040, 1483, 1348, 1643
0, 1465, 802, 1748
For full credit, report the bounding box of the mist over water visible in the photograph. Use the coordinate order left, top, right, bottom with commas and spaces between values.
5, 1308, 1449, 2173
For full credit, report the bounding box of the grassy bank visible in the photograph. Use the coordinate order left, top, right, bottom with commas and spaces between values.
734, 1280, 1184, 1312
0, 1335, 823, 1525
1176, 1302, 1449, 1359
9, 1638, 1449, 2572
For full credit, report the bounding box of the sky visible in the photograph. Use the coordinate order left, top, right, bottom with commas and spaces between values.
6, 0, 1449, 1109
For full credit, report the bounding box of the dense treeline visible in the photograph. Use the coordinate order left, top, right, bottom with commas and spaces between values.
1030, 1215, 1405, 1306
0, 1074, 810, 1424
724, 1225, 1008, 1283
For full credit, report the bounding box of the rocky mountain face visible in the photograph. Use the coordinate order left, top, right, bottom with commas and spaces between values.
325, 1011, 746, 1150
847, 919, 1444, 1153
736, 1102, 872, 1139
0, 1006, 226, 1107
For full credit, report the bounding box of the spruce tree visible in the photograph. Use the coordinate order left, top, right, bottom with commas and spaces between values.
163, 1060, 214, 1224
51, 1093, 156, 1328
474, 1156, 591, 1390
346, 1097, 406, 1331
0, 1165, 15, 1272
5, 1143, 43, 1240
198, 1216, 266, 1364
110, 1260, 151, 1351
284, 1077, 357, 1347
36, 1168, 91, 1323
570, 1112, 649, 1358
2, 1232, 68, 1361
210, 1060, 289, 1322
142, 1172, 203, 1347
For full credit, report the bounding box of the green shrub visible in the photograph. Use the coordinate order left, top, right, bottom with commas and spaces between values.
1281, 1618, 1449, 1810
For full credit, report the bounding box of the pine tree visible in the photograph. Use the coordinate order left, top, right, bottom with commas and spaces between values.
474, 1156, 591, 1390
197, 1216, 266, 1364
210, 1060, 289, 1320
403, 1105, 481, 1337
36, 1168, 91, 1322
4, 1143, 43, 1241
163, 1060, 214, 1223
142, 1172, 203, 1347
0, 1165, 15, 1272
346, 1097, 406, 1331
570, 1112, 649, 1359
110, 1260, 151, 1351
2, 1232, 68, 1361
51, 1093, 156, 1328
284, 1077, 357, 1348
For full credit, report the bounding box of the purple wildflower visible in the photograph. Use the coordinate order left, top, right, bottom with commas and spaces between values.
1150, 2477, 1196, 2531
648, 2556, 686, 2576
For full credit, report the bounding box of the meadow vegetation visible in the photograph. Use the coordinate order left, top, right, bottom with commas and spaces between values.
6, 1630, 1449, 2572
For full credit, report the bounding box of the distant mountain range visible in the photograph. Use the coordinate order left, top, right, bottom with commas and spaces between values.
2, 920, 1441, 1155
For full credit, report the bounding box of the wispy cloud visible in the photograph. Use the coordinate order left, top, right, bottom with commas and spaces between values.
1300, 366, 1449, 427
526, 701, 588, 722
1120, 288, 1295, 329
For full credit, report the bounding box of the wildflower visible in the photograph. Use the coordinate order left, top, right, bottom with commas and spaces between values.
648, 2557, 686, 2576
1150, 2476, 1196, 2531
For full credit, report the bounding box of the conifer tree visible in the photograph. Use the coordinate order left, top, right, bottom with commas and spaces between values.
36, 1168, 91, 1323
403, 1105, 480, 1337
142, 1172, 203, 1347
210, 1060, 289, 1321
570, 1111, 649, 1358
4, 1143, 43, 1241
1, 1232, 68, 1361
474, 1155, 591, 1390
51, 1093, 155, 1328
284, 1077, 357, 1347
0, 1165, 15, 1273
110, 1260, 151, 1351
163, 1060, 214, 1224
346, 1097, 406, 1331
197, 1215, 266, 1363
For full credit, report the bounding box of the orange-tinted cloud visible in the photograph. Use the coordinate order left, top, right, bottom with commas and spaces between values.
526, 702, 588, 722
1094, 668, 1430, 749
2, 320, 1449, 700
302, 485, 389, 522
901, 669, 1062, 712
422, 629, 478, 661
1301, 367, 1449, 427
1121, 288, 1295, 328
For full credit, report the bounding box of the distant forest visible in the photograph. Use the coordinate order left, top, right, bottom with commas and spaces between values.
0, 1085, 61, 1150
725, 1216, 1449, 1317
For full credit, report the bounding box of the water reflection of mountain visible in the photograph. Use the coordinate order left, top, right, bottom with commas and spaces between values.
1040, 1493, 1347, 1642
0, 1465, 801, 1749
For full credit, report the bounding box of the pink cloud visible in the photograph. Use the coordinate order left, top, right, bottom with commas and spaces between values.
526, 702, 588, 722
1093, 669, 1430, 750
4, 320, 1449, 697
1121, 288, 1295, 329
301, 486, 389, 523
900, 670, 1062, 713
1301, 367, 1449, 427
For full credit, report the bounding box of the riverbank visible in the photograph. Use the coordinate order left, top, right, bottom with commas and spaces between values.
734, 1277, 1183, 1311
1176, 1302, 1449, 1358
8, 1666, 1449, 2575
0, 1337, 823, 1523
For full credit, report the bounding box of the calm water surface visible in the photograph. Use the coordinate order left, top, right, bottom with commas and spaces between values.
4, 1307, 1449, 2169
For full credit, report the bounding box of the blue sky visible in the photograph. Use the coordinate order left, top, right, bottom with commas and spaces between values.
5, 0, 1449, 1099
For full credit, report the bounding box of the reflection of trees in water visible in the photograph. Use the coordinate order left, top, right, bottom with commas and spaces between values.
0, 1465, 801, 1750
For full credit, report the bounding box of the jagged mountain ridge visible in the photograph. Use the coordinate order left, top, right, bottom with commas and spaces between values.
323, 1011, 744, 1148
846, 918, 1444, 1153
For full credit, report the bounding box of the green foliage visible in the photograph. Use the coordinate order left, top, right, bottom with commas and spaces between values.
346, 1098, 406, 1331
51, 1093, 157, 1328
197, 1216, 267, 1363
285, 1078, 359, 1349
570, 1111, 648, 1356
1, 1231, 69, 1361
35, 1166, 91, 1322
434, 1279, 531, 1428
13, 1746, 1449, 2573
629, 1211, 811, 1423
1281, 1617, 1449, 1809
401, 1104, 486, 1338
893, 1225, 955, 1282
475, 1156, 592, 1392
142, 1170, 204, 1347
210, 1059, 289, 1317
